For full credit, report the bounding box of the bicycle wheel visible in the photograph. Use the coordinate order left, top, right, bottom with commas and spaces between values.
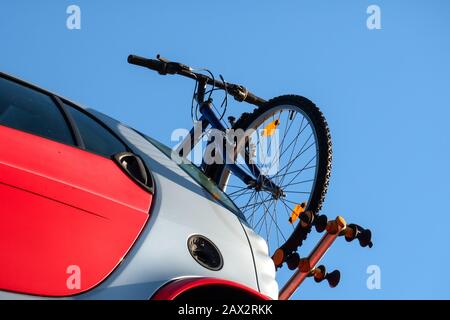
207, 95, 332, 255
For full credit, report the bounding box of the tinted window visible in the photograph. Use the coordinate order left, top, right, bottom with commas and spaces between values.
0, 77, 74, 145
65, 103, 127, 157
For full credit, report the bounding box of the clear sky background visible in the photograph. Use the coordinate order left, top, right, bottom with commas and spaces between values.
1, 0, 450, 299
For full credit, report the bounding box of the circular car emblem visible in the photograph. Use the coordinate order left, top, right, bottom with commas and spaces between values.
187, 235, 223, 271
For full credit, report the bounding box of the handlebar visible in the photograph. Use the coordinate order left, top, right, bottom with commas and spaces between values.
127, 55, 165, 73
127, 54, 266, 107
128, 54, 193, 75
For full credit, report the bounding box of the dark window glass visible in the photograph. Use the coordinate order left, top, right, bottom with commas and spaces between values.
65, 103, 126, 157
0, 77, 74, 145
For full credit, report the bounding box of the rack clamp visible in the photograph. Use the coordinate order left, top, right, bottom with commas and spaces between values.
277, 215, 373, 300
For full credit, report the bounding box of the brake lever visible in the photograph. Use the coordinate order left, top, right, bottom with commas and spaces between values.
156, 54, 170, 63
157, 54, 193, 73
227, 84, 248, 102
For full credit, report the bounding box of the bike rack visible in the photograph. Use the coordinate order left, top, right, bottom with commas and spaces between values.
277, 215, 373, 300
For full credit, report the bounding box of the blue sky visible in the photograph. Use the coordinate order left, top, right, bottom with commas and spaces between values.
1, 0, 450, 299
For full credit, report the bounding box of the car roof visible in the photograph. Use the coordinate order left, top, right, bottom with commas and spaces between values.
0, 71, 94, 112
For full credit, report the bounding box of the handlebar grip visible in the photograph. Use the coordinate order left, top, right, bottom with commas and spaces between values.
127, 55, 165, 73
227, 84, 266, 106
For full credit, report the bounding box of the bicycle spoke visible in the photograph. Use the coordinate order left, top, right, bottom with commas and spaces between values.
266, 200, 291, 239
283, 190, 311, 194
228, 187, 252, 197
232, 189, 255, 202
252, 193, 272, 230
226, 184, 253, 189
276, 132, 314, 178
258, 193, 271, 246
268, 110, 297, 171
274, 117, 307, 184
281, 198, 307, 206
249, 191, 261, 227
247, 193, 272, 226
274, 203, 280, 248
257, 114, 278, 172
278, 149, 316, 189
263, 112, 301, 183
256, 193, 288, 247
279, 198, 300, 229
254, 198, 269, 234
255, 194, 266, 234
278, 117, 306, 161
282, 178, 315, 188
283, 155, 318, 188
241, 198, 271, 212
265, 199, 288, 247
271, 163, 316, 180
230, 189, 253, 199
239, 190, 257, 213
279, 198, 295, 223
274, 121, 304, 185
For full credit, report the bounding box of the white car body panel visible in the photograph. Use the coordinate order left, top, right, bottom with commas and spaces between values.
0, 99, 278, 299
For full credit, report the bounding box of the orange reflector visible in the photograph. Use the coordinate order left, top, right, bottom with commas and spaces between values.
262, 120, 280, 137
289, 202, 307, 224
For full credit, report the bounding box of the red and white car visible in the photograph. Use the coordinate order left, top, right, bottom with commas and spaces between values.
0, 72, 277, 300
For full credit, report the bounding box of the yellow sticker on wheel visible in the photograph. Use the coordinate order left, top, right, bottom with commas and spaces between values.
262, 120, 280, 137
289, 202, 307, 224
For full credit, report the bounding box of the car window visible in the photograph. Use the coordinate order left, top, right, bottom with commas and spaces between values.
0, 76, 75, 145
64, 103, 127, 157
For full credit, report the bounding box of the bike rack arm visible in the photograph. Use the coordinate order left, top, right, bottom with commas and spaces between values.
278, 216, 346, 300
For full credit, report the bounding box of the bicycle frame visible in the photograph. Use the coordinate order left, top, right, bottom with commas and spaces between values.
174, 77, 282, 197
126, 54, 282, 196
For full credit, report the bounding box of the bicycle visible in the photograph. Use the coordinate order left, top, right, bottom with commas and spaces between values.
128, 54, 333, 269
